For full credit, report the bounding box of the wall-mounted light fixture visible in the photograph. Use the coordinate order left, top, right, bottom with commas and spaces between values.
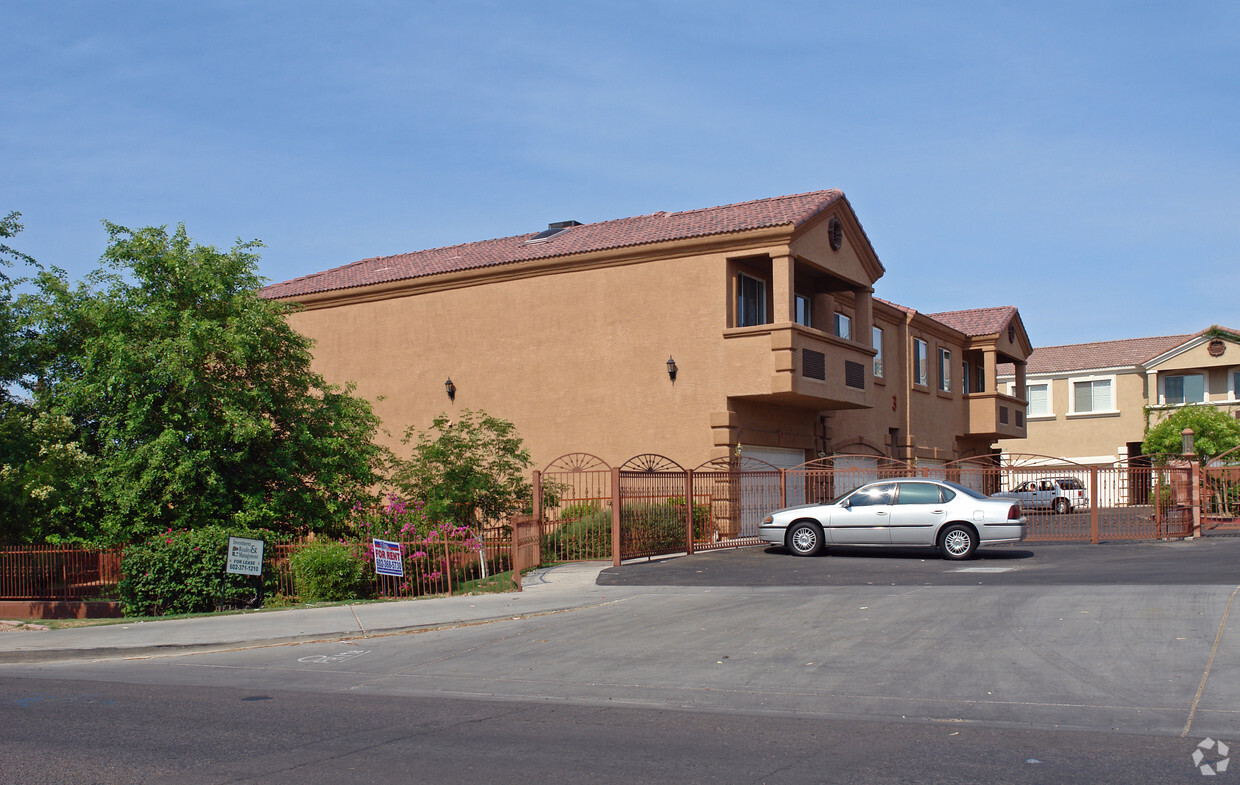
666, 356, 678, 383
445, 377, 456, 402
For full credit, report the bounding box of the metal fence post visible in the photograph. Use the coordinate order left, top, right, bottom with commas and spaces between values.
685, 468, 695, 556
1191, 460, 1203, 538
1089, 466, 1100, 544
611, 466, 622, 567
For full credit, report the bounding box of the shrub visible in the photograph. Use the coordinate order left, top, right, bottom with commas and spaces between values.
118, 525, 279, 617
543, 508, 612, 562
289, 540, 367, 602
558, 500, 602, 521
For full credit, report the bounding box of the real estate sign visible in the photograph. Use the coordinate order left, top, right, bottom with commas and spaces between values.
225, 536, 264, 576
372, 539, 404, 578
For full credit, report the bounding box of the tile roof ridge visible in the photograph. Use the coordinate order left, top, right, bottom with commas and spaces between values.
1033, 333, 1195, 352
927, 304, 1017, 316
664, 188, 843, 220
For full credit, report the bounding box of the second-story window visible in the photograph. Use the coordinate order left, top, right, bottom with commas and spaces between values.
1026, 382, 1050, 417
962, 360, 971, 393
975, 363, 985, 393
913, 338, 928, 386
938, 348, 952, 392
872, 326, 884, 378
795, 294, 812, 327
834, 312, 851, 340
1164, 374, 1205, 405
737, 273, 767, 327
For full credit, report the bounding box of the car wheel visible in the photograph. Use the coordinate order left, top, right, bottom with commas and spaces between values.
786, 521, 823, 557
939, 524, 976, 560
1053, 497, 1069, 515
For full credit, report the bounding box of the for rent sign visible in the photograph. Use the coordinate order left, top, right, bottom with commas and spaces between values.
225, 536, 264, 576
372, 539, 404, 577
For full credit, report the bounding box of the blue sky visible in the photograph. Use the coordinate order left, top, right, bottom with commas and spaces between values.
4, 1, 1237, 346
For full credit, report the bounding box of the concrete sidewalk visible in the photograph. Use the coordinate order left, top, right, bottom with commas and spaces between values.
0, 561, 617, 663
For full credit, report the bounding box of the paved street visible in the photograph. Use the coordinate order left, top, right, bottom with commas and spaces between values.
1, 538, 1238, 783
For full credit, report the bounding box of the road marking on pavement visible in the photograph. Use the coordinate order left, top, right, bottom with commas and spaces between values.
1182, 583, 1240, 738
951, 567, 1015, 573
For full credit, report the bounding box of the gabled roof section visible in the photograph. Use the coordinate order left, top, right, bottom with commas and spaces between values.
1009, 334, 1195, 376
262, 190, 847, 300
927, 306, 1018, 337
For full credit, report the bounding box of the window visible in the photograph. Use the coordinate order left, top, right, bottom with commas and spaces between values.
794, 294, 811, 327
913, 339, 928, 386
1164, 374, 1205, 405
975, 363, 985, 393
1234, 370, 1240, 400
737, 274, 767, 327
846, 483, 895, 507
872, 326, 884, 378
938, 348, 952, 392
834, 312, 851, 340
962, 361, 971, 393
1026, 382, 1050, 417
1072, 378, 1113, 413
895, 482, 944, 505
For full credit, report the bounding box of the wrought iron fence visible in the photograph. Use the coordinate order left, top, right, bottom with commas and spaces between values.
0, 545, 123, 601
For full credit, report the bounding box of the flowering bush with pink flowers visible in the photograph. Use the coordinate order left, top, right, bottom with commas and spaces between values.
347, 493, 490, 597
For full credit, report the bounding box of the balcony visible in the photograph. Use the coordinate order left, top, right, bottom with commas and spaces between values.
965, 392, 1027, 439
722, 323, 876, 410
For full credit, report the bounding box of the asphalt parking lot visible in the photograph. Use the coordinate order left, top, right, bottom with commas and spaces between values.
598, 535, 1240, 587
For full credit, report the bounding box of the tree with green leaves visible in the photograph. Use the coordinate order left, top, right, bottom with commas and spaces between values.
1142, 405, 1240, 464
391, 409, 533, 529
16, 223, 385, 544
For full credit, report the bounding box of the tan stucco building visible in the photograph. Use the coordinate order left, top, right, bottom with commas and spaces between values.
262, 190, 1031, 473
997, 327, 1240, 465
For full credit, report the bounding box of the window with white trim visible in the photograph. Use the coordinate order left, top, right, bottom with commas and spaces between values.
737, 274, 767, 327
834, 312, 851, 340
938, 348, 951, 392
1164, 373, 1205, 405
872, 326, 884, 378
1026, 382, 1050, 417
1233, 369, 1240, 400
1072, 377, 1113, 413
913, 338, 928, 386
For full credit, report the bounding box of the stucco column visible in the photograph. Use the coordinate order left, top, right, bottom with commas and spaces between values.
854, 286, 873, 345
981, 348, 995, 394
771, 253, 795, 324
813, 292, 834, 332
1013, 360, 1026, 400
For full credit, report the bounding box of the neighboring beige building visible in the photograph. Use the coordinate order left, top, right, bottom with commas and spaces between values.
997, 327, 1240, 465
261, 190, 1031, 473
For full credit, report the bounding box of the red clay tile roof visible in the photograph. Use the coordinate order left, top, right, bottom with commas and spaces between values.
1000, 334, 1195, 376
262, 190, 850, 300
927, 306, 1017, 337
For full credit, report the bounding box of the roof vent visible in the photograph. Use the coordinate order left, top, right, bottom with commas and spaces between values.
526, 220, 581, 244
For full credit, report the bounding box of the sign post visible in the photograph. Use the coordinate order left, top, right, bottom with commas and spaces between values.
372, 538, 404, 597
223, 536, 265, 609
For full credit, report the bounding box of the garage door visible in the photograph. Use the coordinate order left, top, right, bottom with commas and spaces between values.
739, 446, 806, 517
832, 455, 879, 496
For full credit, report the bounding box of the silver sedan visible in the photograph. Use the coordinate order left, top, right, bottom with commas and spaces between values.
758, 478, 1026, 560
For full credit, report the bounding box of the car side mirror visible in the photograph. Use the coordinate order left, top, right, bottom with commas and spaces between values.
839, 498, 850, 509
